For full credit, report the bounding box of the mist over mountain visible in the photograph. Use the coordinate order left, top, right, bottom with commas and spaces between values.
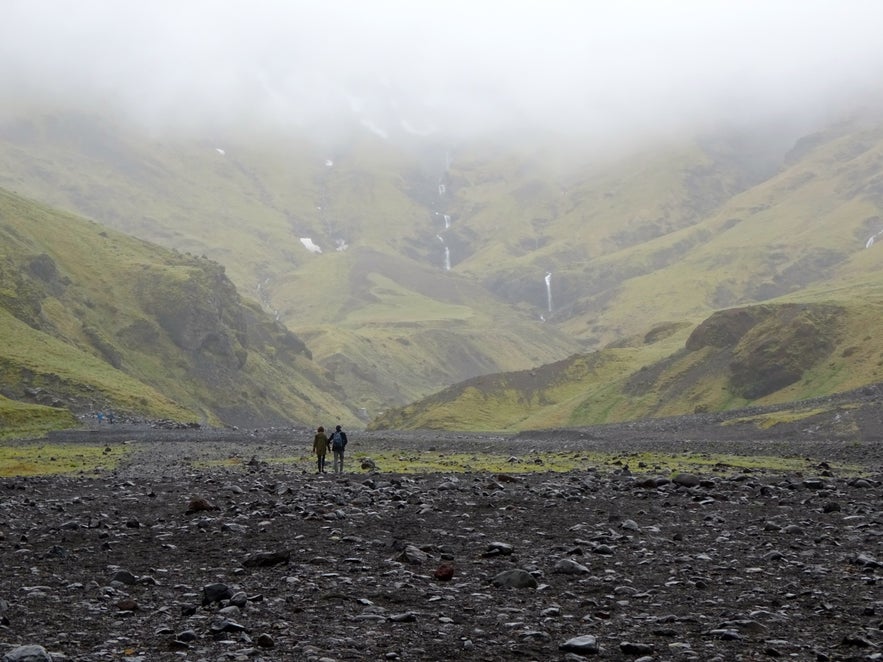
5, 2, 883, 434
4, 1, 883, 151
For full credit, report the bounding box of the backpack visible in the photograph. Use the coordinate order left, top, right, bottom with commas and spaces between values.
331, 431, 345, 451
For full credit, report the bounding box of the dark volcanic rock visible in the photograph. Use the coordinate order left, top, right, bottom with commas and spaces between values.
0, 428, 880, 661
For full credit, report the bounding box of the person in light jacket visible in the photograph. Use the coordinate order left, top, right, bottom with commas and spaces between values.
312, 426, 329, 474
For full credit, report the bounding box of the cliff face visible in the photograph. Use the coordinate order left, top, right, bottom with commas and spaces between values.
687, 303, 842, 398
0, 188, 351, 430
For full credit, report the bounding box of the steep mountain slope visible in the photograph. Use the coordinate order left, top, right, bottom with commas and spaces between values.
5, 108, 883, 432
0, 112, 582, 415
544, 116, 883, 345
0, 187, 353, 431
369, 295, 883, 431
369, 115, 883, 431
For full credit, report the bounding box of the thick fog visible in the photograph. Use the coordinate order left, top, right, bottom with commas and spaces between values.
3, 0, 883, 146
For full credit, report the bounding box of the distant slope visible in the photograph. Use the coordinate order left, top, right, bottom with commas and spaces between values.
369, 296, 883, 431
531, 116, 883, 347
5, 109, 883, 430
0, 112, 583, 415
0, 187, 353, 430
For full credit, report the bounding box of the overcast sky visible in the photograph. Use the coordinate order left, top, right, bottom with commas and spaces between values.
3, 1, 883, 145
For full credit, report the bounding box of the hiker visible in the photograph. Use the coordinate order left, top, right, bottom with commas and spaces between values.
312, 426, 329, 474
330, 424, 348, 474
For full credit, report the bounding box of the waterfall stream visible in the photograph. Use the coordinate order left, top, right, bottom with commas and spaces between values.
545, 272, 552, 313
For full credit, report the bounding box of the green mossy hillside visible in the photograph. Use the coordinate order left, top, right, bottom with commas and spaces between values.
0, 187, 354, 435
5, 111, 883, 431
369, 297, 883, 431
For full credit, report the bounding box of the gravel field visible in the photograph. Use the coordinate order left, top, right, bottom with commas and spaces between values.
0, 409, 881, 661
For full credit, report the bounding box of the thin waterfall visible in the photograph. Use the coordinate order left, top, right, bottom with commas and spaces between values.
444, 246, 451, 271
545, 272, 552, 313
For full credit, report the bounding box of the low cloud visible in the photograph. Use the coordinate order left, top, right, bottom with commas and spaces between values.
3, 0, 883, 146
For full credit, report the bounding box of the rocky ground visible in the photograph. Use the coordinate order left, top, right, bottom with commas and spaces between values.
0, 417, 881, 661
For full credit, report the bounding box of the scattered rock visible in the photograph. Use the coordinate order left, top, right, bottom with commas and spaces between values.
186, 496, 217, 513
490, 569, 538, 589
2, 646, 52, 662
0, 429, 878, 660
559, 635, 599, 654
242, 550, 291, 567
434, 564, 455, 581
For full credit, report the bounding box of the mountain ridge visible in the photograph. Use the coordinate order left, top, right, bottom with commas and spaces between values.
4, 108, 883, 433
0, 186, 355, 435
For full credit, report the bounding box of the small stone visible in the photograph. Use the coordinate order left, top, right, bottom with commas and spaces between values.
243, 550, 291, 567
111, 569, 138, 585
491, 569, 538, 589
202, 582, 234, 605
559, 635, 599, 654
484, 541, 514, 556
672, 473, 701, 488
2, 645, 52, 662
554, 558, 590, 575
186, 497, 217, 513
396, 545, 429, 565
620, 641, 654, 655
434, 564, 455, 581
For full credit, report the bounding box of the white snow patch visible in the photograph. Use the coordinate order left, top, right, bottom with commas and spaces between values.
215, 147, 226, 156
300, 238, 322, 254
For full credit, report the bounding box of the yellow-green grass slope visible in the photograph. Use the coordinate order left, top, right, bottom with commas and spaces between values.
0, 438, 128, 476
546, 118, 883, 348
0, 394, 77, 440
370, 292, 883, 432
6, 110, 883, 429
0, 187, 355, 434
0, 112, 584, 414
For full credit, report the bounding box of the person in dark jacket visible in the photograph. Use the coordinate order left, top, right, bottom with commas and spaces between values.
312, 426, 329, 474
329, 424, 348, 474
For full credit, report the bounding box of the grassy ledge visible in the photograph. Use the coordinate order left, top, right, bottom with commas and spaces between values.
196, 449, 864, 477
0, 443, 129, 477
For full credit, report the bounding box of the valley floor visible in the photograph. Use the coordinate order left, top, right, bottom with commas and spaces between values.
0, 414, 881, 661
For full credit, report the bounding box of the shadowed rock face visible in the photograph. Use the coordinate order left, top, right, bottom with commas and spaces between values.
684, 303, 842, 398
0, 427, 880, 660
139, 265, 248, 362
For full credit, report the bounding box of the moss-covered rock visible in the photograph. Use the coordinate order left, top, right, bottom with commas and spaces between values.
728, 304, 841, 399
685, 307, 765, 350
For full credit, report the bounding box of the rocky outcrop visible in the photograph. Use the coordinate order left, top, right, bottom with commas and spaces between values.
687, 303, 842, 398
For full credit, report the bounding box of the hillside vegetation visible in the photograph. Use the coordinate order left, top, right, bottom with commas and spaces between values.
4, 109, 883, 432
0, 188, 353, 433
0, 114, 581, 416
369, 298, 883, 431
